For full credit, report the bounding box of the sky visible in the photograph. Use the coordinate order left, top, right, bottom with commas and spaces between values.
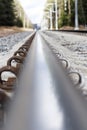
19, 0, 47, 24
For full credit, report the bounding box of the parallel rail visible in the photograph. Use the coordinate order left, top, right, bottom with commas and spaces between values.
59, 30, 87, 36
49, 29, 87, 36
55, 30, 87, 33
47, 30, 87, 36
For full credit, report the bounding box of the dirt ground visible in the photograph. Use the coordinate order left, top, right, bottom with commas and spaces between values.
60, 25, 87, 30
0, 26, 33, 37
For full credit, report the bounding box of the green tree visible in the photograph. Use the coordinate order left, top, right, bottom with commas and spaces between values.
0, 0, 16, 26
81, 0, 87, 25
16, 17, 23, 27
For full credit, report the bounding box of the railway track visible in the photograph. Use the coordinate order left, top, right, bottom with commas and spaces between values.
0, 31, 87, 130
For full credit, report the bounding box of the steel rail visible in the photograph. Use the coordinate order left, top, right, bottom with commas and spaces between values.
48, 30, 87, 36
3, 32, 87, 130
49, 30, 87, 33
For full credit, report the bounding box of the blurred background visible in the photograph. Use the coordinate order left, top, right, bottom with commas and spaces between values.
0, 0, 87, 30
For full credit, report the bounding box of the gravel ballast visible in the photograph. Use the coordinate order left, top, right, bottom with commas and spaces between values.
0, 31, 33, 67
41, 31, 87, 92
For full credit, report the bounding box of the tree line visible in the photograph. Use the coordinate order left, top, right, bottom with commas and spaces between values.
45, 0, 87, 29
59, 0, 87, 27
0, 0, 23, 26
